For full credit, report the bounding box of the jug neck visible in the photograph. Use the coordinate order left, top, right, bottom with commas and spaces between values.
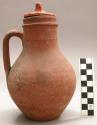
23, 25, 58, 53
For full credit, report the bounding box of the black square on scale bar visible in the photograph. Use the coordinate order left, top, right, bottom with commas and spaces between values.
87, 87, 93, 92
81, 70, 86, 75
81, 81, 87, 86
80, 59, 86, 64
82, 104, 88, 110
88, 110, 94, 115
86, 64, 92, 69
81, 92, 87, 98
87, 75, 93, 81
88, 98, 94, 104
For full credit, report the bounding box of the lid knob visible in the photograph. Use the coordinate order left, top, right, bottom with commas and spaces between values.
35, 3, 44, 12
23, 2, 57, 25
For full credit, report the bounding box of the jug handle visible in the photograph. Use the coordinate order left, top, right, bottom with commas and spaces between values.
3, 30, 23, 79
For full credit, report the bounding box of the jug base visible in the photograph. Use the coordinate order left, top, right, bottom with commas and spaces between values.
23, 112, 62, 121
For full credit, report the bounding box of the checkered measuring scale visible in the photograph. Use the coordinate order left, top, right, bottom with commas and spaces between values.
80, 58, 94, 116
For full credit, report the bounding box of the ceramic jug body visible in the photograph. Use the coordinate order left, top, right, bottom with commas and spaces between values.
3, 3, 76, 121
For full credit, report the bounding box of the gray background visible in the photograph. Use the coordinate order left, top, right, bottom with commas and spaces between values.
0, 0, 97, 125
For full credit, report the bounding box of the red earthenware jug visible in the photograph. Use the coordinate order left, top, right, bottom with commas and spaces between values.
3, 3, 76, 121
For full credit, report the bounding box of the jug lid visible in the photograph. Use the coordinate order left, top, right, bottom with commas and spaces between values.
23, 3, 57, 25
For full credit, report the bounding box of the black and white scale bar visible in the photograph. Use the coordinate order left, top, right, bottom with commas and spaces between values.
80, 58, 94, 116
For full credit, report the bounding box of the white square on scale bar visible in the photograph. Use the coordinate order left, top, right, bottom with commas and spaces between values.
87, 70, 93, 75
82, 98, 87, 104
81, 75, 87, 81
86, 58, 92, 64
88, 104, 94, 110
88, 93, 94, 98
81, 64, 86, 69
87, 81, 93, 86
81, 87, 87, 92
82, 110, 88, 116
